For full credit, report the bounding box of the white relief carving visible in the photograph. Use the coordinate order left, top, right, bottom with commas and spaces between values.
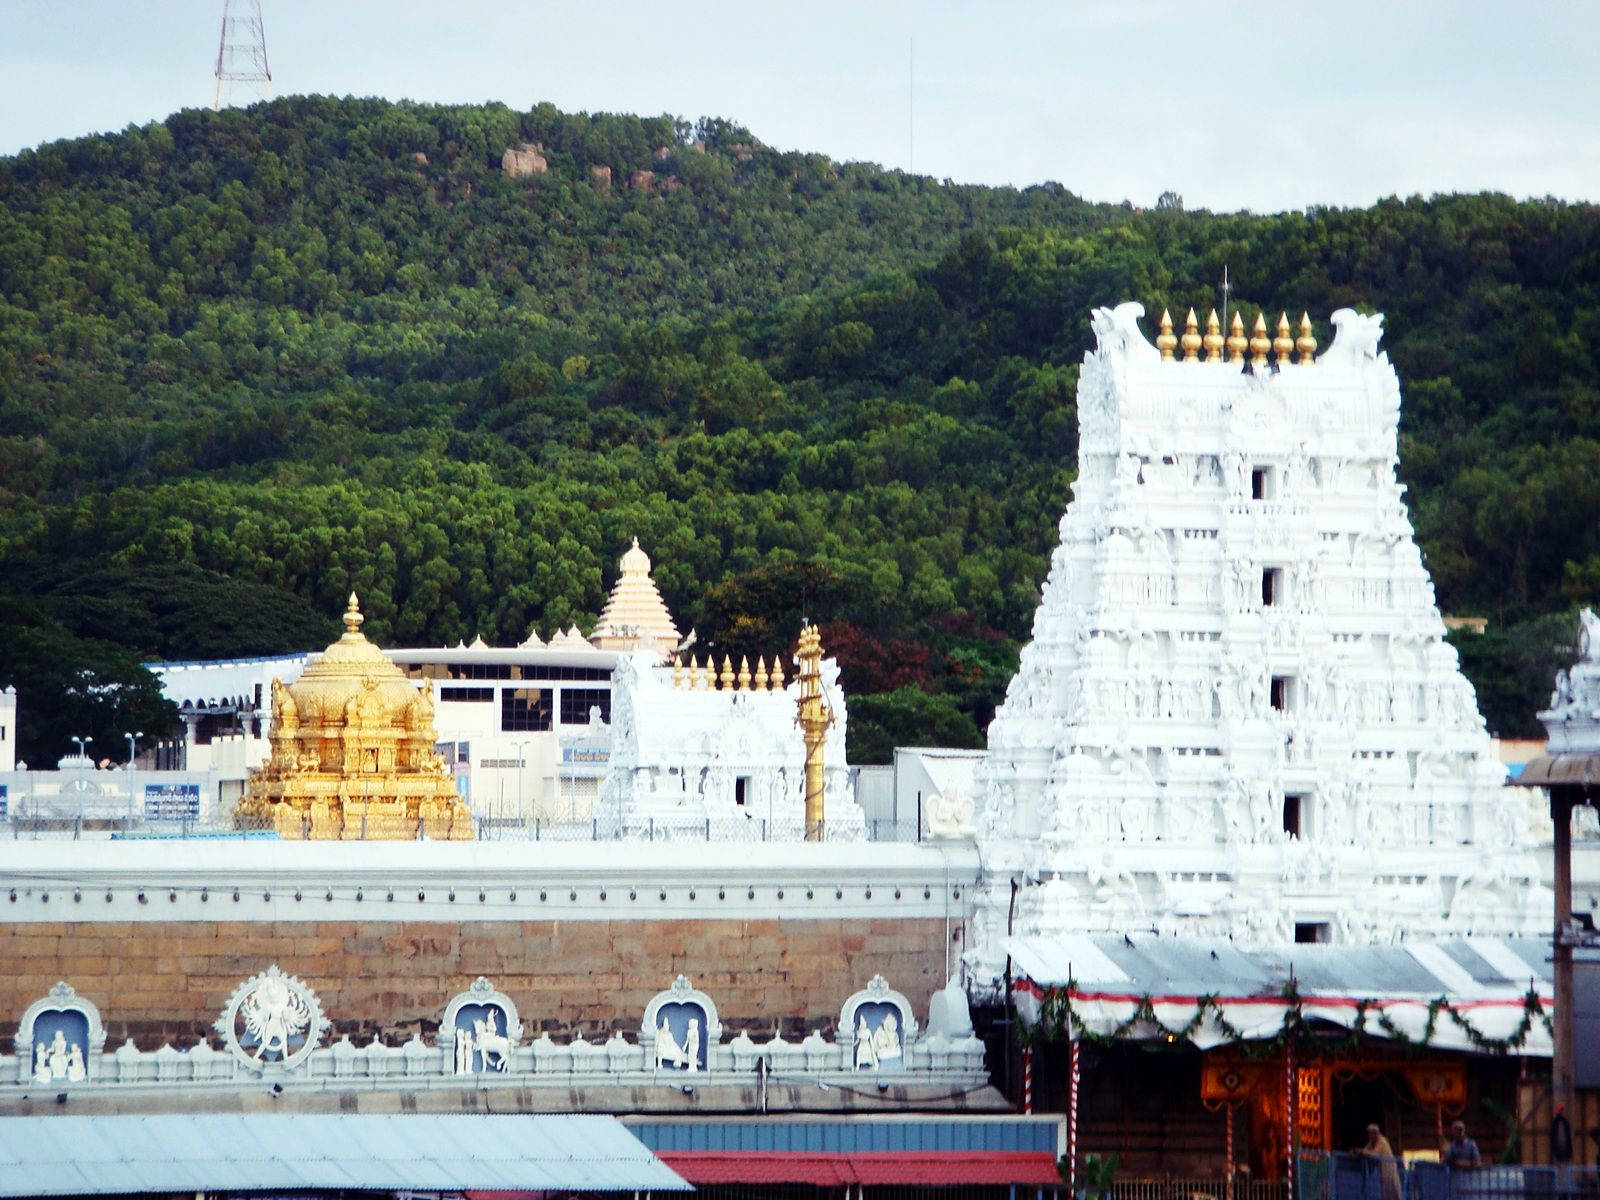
215, 966, 327, 1072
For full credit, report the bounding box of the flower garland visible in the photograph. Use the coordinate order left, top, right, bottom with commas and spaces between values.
1021, 978, 1552, 1055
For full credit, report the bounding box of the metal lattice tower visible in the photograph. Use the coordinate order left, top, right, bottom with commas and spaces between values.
212, 0, 272, 111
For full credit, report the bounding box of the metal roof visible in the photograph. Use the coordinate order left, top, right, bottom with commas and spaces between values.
658, 1151, 1063, 1187
1008, 933, 1553, 996
0, 1113, 690, 1197
632, 1116, 1062, 1155
1512, 753, 1600, 788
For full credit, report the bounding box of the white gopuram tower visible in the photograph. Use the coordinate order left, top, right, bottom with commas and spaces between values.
968, 302, 1546, 980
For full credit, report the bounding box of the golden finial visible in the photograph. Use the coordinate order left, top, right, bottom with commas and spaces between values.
719, 655, 734, 690
769, 657, 786, 689
692, 655, 706, 690
1203, 309, 1224, 361
754, 656, 769, 690
343, 592, 363, 634
1273, 313, 1294, 365
1249, 313, 1270, 367
1180, 308, 1202, 361
672, 656, 684, 690
1296, 312, 1317, 364
1156, 308, 1177, 361
1226, 311, 1247, 363
737, 656, 752, 690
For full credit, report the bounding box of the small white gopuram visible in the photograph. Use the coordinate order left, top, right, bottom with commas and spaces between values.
969, 303, 1547, 978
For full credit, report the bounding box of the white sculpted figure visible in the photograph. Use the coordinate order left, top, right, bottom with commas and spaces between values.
471, 1016, 514, 1072
240, 976, 312, 1061
1581, 608, 1600, 662
655, 1014, 701, 1072
854, 1014, 878, 1070
454, 1024, 475, 1074
873, 1013, 903, 1064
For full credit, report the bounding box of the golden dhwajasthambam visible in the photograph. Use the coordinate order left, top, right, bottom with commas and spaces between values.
235, 593, 473, 839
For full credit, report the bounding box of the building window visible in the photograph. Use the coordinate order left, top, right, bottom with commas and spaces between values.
1270, 676, 1294, 713
735, 777, 750, 807
440, 686, 494, 702
559, 688, 612, 726
453, 664, 513, 681
1283, 793, 1307, 839
1262, 567, 1284, 607
501, 688, 552, 732
1294, 922, 1330, 944
1251, 467, 1275, 500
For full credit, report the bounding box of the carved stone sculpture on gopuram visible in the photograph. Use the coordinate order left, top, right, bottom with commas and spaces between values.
235, 594, 473, 840
968, 302, 1545, 974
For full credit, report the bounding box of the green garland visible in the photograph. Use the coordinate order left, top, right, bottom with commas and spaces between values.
1020, 978, 1552, 1056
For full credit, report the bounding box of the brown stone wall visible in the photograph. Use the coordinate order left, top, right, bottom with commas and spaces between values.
0, 917, 958, 1051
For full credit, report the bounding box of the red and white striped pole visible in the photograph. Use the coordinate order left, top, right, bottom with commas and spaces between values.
1226, 1105, 1236, 1200
1285, 1039, 1298, 1200
1023, 1046, 1034, 1114
1068, 1039, 1082, 1196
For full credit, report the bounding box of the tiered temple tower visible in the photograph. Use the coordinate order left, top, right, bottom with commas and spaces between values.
588, 539, 682, 658
969, 303, 1545, 976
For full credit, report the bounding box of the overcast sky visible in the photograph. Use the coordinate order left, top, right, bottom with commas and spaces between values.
3, 0, 1596, 213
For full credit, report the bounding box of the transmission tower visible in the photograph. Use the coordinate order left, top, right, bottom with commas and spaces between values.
212, 0, 272, 111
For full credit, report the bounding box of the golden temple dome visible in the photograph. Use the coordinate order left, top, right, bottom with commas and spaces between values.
282, 594, 421, 725
238, 593, 471, 841
589, 538, 681, 658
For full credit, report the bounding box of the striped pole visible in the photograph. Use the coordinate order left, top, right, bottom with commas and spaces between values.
1285, 1040, 1297, 1200
1226, 1105, 1235, 1200
1068, 1040, 1082, 1196
1023, 1046, 1034, 1114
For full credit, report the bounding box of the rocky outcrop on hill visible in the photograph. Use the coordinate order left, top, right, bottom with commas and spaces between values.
501, 143, 548, 178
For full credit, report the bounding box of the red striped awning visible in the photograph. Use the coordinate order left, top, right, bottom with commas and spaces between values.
658, 1151, 1063, 1187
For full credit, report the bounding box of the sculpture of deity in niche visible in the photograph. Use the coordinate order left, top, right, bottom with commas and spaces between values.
30, 1013, 89, 1084
852, 1002, 904, 1071
653, 1001, 707, 1072
453, 1003, 515, 1073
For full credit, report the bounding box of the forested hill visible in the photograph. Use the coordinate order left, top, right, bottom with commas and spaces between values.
1, 96, 1598, 764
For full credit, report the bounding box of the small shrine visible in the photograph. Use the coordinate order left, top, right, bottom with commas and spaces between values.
236, 594, 473, 840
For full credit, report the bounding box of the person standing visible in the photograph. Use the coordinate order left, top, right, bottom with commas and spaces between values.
1356, 1123, 1403, 1200
1443, 1121, 1482, 1170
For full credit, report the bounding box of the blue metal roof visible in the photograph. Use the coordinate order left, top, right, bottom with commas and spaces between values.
0, 1113, 690, 1196
630, 1117, 1062, 1155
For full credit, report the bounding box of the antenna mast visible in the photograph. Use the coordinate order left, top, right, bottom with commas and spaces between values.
213, 0, 273, 111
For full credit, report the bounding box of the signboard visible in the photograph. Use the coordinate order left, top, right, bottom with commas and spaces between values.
143, 782, 201, 820
0, 783, 6, 819
561, 745, 609, 765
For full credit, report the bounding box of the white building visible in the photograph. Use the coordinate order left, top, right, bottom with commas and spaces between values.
596, 649, 864, 839
968, 303, 1548, 981
0, 685, 15, 774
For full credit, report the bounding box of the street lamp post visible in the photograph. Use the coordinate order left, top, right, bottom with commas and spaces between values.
516, 739, 532, 825
70, 735, 92, 839
124, 731, 142, 829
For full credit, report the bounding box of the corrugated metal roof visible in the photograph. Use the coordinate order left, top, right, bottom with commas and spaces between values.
1010, 934, 1553, 996
659, 1151, 1063, 1187
632, 1117, 1061, 1155
1511, 753, 1600, 787
0, 1114, 689, 1197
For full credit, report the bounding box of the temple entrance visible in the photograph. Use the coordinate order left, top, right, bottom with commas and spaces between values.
1332, 1073, 1400, 1154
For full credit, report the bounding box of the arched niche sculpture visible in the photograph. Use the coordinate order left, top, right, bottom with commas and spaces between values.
641, 975, 720, 1074
840, 974, 917, 1073
440, 977, 523, 1075
16, 982, 105, 1085
213, 965, 328, 1073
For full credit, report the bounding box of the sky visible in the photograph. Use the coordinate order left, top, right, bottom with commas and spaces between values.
2, 0, 1597, 214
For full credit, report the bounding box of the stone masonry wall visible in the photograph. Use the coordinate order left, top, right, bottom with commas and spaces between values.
0, 917, 958, 1050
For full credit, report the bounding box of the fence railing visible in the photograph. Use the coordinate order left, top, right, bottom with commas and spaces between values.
1109, 1177, 1287, 1200
2, 812, 927, 843
1298, 1151, 1600, 1200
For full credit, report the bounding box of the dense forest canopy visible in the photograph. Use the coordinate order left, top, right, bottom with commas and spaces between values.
1, 96, 1596, 765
